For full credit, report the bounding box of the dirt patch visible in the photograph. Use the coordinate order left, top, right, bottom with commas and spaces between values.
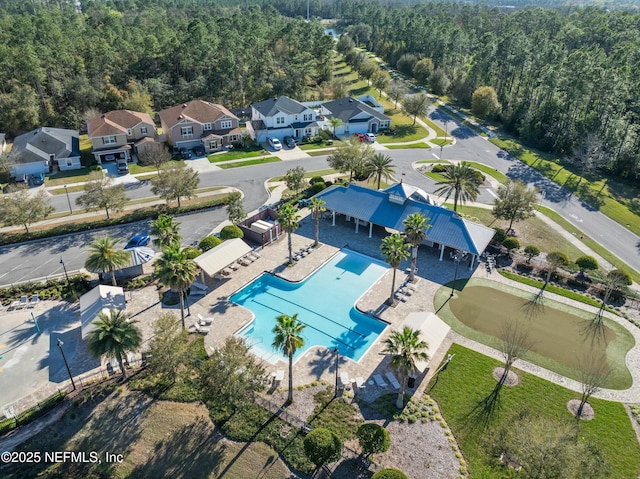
566, 398, 595, 420
493, 367, 519, 386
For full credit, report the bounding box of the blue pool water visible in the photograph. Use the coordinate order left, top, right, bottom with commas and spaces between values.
231, 250, 389, 363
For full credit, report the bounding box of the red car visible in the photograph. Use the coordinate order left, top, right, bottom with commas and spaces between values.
353, 133, 366, 142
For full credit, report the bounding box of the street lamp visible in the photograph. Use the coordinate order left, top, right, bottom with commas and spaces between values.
57, 338, 76, 391
63, 185, 72, 214
60, 257, 70, 294
334, 347, 340, 398
449, 250, 466, 298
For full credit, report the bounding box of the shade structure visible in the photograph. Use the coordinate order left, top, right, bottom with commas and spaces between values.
128, 246, 155, 266
80, 285, 126, 339
194, 238, 252, 278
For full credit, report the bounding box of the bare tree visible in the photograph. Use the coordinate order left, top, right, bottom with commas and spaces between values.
137, 142, 172, 174
594, 269, 632, 322
387, 81, 408, 108
402, 92, 431, 125
576, 353, 611, 419
567, 132, 606, 188
498, 320, 533, 386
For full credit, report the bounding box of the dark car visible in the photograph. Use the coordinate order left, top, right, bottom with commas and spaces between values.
192, 145, 205, 157
124, 234, 150, 249
283, 136, 296, 148
180, 147, 193, 160
31, 172, 45, 186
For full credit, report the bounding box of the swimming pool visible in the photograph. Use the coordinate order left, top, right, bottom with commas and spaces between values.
231, 249, 389, 363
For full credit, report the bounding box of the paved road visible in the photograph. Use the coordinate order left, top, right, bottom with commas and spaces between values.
2, 107, 639, 286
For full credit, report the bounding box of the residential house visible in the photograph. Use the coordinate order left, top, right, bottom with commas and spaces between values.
8, 127, 81, 178
247, 96, 319, 143
87, 110, 157, 164
320, 96, 391, 136
158, 100, 241, 153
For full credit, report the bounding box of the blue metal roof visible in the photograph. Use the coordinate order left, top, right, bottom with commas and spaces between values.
315, 184, 495, 255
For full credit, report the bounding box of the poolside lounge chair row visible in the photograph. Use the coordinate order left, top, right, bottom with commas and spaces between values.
293, 245, 315, 261
8, 295, 39, 310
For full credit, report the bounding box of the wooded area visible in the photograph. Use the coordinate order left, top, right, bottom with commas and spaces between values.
0, 2, 333, 134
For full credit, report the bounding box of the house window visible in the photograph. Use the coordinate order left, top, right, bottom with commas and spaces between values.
126, 129, 132, 136
141, 127, 148, 135
276, 117, 285, 125
181, 126, 193, 138
209, 140, 218, 149
305, 128, 313, 136
220, 120, 232, 129
303, 113, 313, 121
203, 123, 212, 131
229, 135, 238, 142
103, 136, 116, 145
66, 159, 73, 167
294, 115, 299, 121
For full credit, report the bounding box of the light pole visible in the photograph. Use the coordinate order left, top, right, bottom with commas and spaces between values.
449, 250, 466, 298
60, 257, 70, 294
334, 347, 340, 398
57, 339, 76, 391
63, 185, 72, 214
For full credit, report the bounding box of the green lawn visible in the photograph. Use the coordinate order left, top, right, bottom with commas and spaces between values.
463, 161, 509, 185
431, 138, 454, 147
208, 148, 269, 163
217, 157, 281, 169
45, 167, 94, 186
128, 160, 183, 174
299, 139, 345, 150
385, 142, 431, 149
429, 344, 640, 478
269, 168, 338, 182
491, 138, 640, 237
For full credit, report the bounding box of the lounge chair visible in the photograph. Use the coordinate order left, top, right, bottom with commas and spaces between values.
355, 376, 366, 389
191, 281, 208, 292
247, 253, 260, 261
251, 251, 261, 258
340, 371, 351, 389
19, 295, 29, 308
385, 371, 401, 390
29, 294, 39, 308
373, 374, 388, 388
9, 300, 20, 310
197, 313, 213, 325
221, 268, 233, 276
193, 323, 210, 335
238, 258, 251, 266
274, 370, 285, 382
214, 273, 226, 281
403, 282, 417, 291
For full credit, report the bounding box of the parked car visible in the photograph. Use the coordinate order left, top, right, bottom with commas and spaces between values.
365, 133, 376, 143
31, 172, 45, 185
283, 136, 296, 148
353, 133, 366, 142
192, 145, 205, 156
268, 137, 282, 151
117, 159, 129, 174
180, 147, 193, 159
124, 234, 150, 249
14, 173, 28, 185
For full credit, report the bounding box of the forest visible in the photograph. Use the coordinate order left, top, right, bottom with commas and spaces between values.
0, 2, 333, 135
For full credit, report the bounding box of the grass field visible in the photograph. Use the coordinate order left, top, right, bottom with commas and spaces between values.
428, 344, 640, 478
385, 142, 431, 149
208, 148, 268, 163
217, 157, 281, 169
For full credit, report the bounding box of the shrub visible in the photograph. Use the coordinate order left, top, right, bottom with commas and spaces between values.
199, 235, 222, 251
524, 245, 540, 263
182, 246, 202, 259
357, 423, 391, 456
609, 269, 632, 287
515, 262, 534, 273
432, 163, 448, 173
372, 468, 409, 479
309, 176, 326, 185
219, 224, 243, 240
303, 428, 343, 469
308, 182, 327, 195
502, 237, 520, 252
492, 228, 507, 245
575, 255, 599, 273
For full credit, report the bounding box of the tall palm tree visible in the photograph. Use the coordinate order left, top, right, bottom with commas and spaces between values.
383, 327, 429, 408
434, 161, 481, 212
156, 244, 199, 329
87, 309, 142, 381
366, 153, 396, 190
380, 233, 410, 305
309, 197, 326, 247
277, 203, 301, 264
272, 313, 306, 404
150, 214, 182, 250
403, 213, 431, 283
85, 235, 131, 286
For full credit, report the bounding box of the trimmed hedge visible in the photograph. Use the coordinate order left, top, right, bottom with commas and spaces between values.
199, 235, 222, 251
372, 468, 408, 479
219, 224, 243, 240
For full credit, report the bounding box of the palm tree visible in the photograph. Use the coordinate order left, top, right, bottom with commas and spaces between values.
156, 244, 199, 329
85, 235, 131, 286
309, 197, 326, 247
328, 117, 342, 138
383, 327, 429, 408
150, 214, 182, 250
277, 203, 301, 264
403, 213, 431, 283
366, 153, 396, 190
380, 233, 410, 305
272, 313, 306, 404
87, 309, 142, 381
434, 161, 481, 212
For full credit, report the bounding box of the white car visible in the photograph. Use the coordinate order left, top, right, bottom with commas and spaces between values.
268, 137, 282, 151
365, 133, 376, 143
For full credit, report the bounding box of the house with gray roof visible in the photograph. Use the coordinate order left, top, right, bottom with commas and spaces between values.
8, 127, 81, 178
320, 96, 391, 135
247, 96, 319, 143
314, 182, 495, 268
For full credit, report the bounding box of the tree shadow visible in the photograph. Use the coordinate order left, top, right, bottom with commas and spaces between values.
580, 317, 608, 347
392, 124, 417, 138
462, 382, 503, 433
519, 290, 546, 320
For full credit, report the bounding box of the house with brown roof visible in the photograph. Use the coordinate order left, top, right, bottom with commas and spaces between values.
87, 110, 157, 164
157, 100, 241, 153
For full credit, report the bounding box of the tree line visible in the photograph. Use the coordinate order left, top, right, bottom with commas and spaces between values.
0, 2, 333, 135
331, 1, 640, 182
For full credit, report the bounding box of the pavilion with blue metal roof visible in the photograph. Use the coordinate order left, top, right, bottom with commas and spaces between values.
314, 182, 496, 268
